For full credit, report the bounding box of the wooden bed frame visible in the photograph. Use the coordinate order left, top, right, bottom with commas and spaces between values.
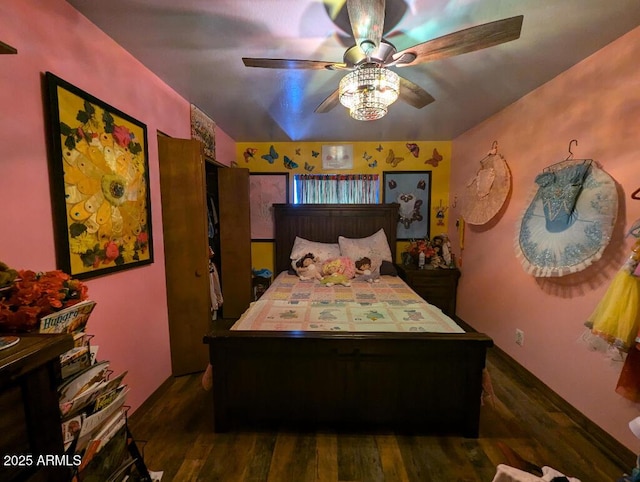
204, 204, 493, 436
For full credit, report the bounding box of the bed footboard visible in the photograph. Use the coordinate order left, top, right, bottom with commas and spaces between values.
204, 319, 493, 437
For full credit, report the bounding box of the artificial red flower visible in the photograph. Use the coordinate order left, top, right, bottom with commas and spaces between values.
405, 239, 437, 259
0, 268, 88, 333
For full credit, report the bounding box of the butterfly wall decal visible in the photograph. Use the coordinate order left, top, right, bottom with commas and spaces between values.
283, 155, 298, 169
243, 147, 257, 163
368, 160, 377, 168
261, 145, 279, 164
304, 162, 315, 172
386, 149, 404, 168
362, 152, 372, 162
311, 150, 319, 158
425, 148, 443, 167
375, 144, 383, 152
406, 143, 420, 158
295, 148, 301, 156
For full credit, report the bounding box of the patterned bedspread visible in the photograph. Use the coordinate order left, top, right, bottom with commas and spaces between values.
231, 272, 464, 333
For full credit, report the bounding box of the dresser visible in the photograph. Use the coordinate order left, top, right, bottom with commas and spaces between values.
0, 333, 73, 482
396, 265, 461, 316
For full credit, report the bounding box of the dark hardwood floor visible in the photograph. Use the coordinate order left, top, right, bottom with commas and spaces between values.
128, 347, 635, 481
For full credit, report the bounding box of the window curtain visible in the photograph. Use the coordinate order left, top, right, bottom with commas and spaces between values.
294, 174, 379, 204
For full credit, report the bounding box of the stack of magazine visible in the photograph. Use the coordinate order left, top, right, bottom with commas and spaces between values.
39, 301, 159, 481
40, 299, 97, 380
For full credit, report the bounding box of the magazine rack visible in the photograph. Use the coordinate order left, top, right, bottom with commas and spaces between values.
33, 300, 153, 482
72, 410, 152, 481
54, 322, 152, 481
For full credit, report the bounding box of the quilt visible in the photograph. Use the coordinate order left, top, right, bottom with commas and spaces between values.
231, 272, 464, 333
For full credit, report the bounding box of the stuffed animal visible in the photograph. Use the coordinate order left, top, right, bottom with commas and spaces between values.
320, 257, 355, 287
355, 257, 380, 283
432, 234, 452, 267
294, 253, 323, 281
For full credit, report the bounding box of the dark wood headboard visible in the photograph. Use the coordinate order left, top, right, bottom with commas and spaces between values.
273, 203, 399, 274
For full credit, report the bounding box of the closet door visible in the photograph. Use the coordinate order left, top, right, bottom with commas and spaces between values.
217, 168, 253, 318
158, 137, 210, 376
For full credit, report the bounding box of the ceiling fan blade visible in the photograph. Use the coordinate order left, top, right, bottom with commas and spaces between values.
398, 76, 435, 109
0, 40, 17, 54
326, 0, 407, 39
242, 57, 348, 71
315, 89, 341, 113
347, 0, 386, 53
394, 15, 524, 66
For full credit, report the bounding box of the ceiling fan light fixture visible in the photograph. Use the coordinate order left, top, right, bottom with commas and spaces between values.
338, 65, 400, 121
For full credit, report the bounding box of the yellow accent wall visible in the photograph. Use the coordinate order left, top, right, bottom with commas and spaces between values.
236, 141, 452, 272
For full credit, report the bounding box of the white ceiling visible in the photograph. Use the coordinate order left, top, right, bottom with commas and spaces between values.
67, 0, 640, 142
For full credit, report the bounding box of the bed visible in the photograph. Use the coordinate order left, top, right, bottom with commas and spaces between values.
203, 203, 493, 436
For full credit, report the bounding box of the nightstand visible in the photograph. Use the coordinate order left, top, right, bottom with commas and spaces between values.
396, 265, 461, 316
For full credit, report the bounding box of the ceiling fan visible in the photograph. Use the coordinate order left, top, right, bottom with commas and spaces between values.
242, 0, 523, 120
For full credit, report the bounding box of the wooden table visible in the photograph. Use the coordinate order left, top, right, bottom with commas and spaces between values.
0, 333, 73, 482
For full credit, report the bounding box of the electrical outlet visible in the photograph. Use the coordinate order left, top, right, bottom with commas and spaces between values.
515, 329, 524, 346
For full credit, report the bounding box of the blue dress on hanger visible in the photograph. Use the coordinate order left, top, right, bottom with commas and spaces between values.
516, 159, 617, 277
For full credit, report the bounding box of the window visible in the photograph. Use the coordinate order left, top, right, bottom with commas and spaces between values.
293, 174, 379, 204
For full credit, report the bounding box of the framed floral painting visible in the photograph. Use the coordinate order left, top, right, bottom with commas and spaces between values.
45, 72, 153, 279
249, 173, 289, 241
382, 171, 432, 240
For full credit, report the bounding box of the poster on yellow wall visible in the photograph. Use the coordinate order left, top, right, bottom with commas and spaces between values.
382, 171, 432, 240
322, 144, 353, 170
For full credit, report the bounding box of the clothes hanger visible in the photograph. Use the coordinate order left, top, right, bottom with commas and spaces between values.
478, 140, 499, 169
488, 140, 498, 156
544, 139, 592, 173
631, 187, 640, 200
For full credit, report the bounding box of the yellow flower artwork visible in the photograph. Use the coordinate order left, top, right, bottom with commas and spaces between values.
46, 73, 153, 279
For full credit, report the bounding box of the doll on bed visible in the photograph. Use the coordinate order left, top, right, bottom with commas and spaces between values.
320, 257, 355, 287
294, 252, 323, 281
355, 257, 380, 283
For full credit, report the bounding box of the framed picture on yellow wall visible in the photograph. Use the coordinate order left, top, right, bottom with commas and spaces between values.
45, 72, 153, 279
382, 171, 432, 240
249, 173, 290, 241
322, 144, 353, 170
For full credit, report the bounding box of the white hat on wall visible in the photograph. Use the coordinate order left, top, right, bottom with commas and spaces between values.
460, 151, 511, 226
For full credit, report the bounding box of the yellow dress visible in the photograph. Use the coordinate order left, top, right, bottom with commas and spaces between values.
586, 239, 640, 351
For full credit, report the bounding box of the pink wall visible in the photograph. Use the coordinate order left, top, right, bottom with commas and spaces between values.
450, 27, 640, 450
0, 0, 198, 411
215, 127, 235, 167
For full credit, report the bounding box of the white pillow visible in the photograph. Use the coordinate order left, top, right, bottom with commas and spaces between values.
290, 236, 341, 264
338, 229, 392, 263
